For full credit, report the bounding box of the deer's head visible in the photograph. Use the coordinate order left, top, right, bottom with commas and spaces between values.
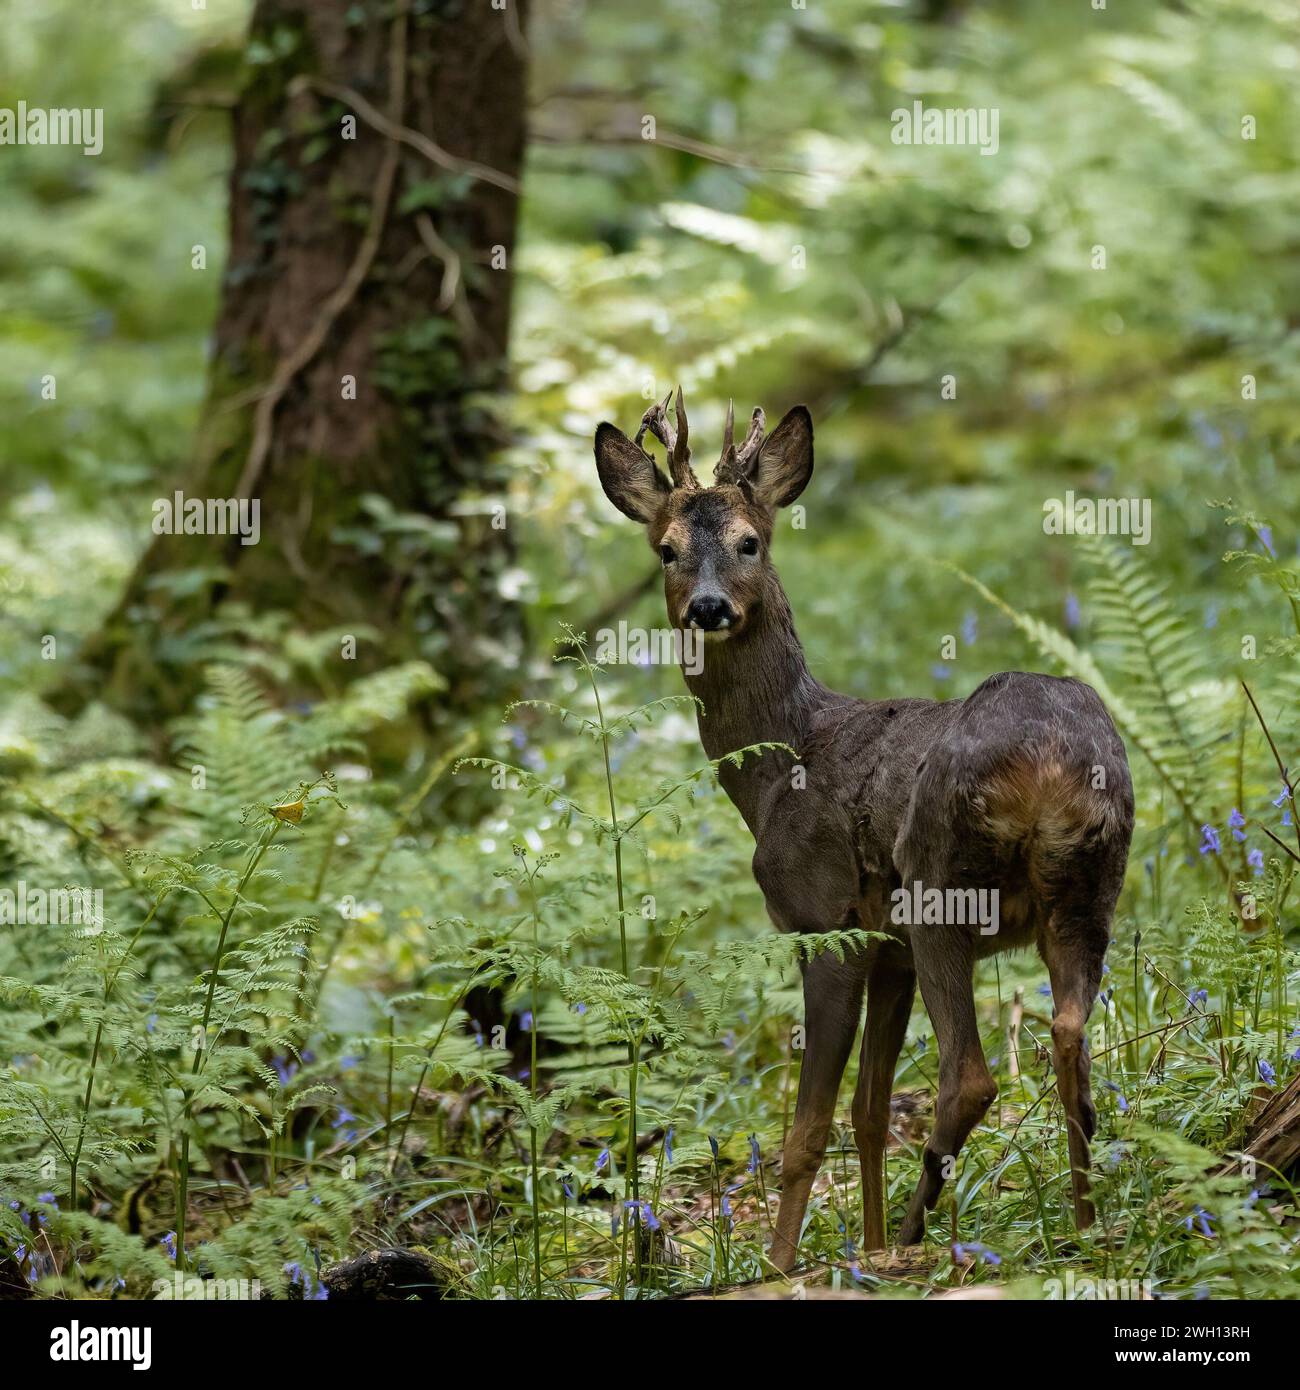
593, 389, 813, 641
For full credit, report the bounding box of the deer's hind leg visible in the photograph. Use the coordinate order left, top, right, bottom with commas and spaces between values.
770, 947, 867, 1273
897, 919, 995, 1245
1039, 882, 1118, 1231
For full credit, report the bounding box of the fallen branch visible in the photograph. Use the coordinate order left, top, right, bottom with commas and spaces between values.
321, 1247, 445, 1300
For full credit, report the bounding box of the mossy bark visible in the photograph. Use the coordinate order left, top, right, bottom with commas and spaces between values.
61, 0, 529, 722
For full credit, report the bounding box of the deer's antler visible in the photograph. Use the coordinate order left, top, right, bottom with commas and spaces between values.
715, 404, 766, 484
635, 387, 698, 490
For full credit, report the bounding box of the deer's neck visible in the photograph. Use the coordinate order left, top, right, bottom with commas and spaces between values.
681, 576, 832, 832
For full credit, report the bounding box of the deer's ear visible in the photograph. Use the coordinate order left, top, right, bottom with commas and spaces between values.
594, 422, 671, 523
751, 406, 813, 508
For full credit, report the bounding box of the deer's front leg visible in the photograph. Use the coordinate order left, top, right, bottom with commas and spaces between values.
851, 945, 916, 1252
771, 948, 866, 1274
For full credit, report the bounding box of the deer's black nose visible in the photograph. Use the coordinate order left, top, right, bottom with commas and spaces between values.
685, 594, 736, 631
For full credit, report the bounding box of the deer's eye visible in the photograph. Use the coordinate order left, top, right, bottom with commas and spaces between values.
659, 543, 677, 566
738, 535, 760, 557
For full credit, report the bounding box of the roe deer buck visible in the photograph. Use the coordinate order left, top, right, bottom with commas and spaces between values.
594, 389, 1134, 1270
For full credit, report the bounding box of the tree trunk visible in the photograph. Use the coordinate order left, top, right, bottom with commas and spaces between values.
61, 0, 529, 721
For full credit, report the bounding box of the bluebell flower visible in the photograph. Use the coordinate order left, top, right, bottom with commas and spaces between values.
748, 1134, 761, 1174
573, 1002, 587, 1015
272, 1056, 298, 1085
1228, 808, 1246, 842
1258, 1058, 1276, 1087
1199, 825, 1221, 855
1065, 593, 1081, 629
562, 1175, 574, 1199
1190, 988, 1208, 1007
595, 1146, 610, 1172
1248, 848, 1265, 877
339, 1055, 358, 1070
160, 1232, 177, 1261
623, 1199, 660, 1232
146, 1014, 158, 1034
952, 1240, 1000, 1266
931, 664, 952, 682
1102, 1079, 1129, 1114
1273, 787, 1290, 809
1259, 526, 1276, 558
665, 1127, 674, 1163
1183, 1207, 1215, 1238
520, 1010, 533, 1031
1203, 602, 1219, 630
961, 611, 978, 646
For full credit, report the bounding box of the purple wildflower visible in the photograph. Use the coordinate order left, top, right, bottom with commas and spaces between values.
1199, 825, 1221, 855
623, 1199, 660, 1232
952, 1240, 1000, 1266
1184, 1207, 1215, 1238
1102, 1079, 1129, 1114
